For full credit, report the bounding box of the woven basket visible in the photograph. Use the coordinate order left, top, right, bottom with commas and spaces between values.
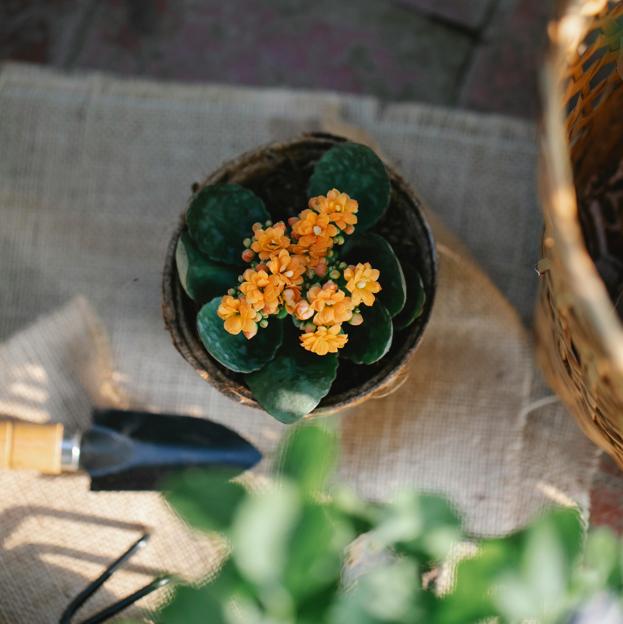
162, 133, 437, 415
536, 0, 623, 462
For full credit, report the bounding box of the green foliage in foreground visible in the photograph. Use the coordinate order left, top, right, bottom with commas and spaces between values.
160, 426, 623, 624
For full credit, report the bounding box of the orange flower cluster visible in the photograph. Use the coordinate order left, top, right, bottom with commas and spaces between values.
217, 188, 381, 355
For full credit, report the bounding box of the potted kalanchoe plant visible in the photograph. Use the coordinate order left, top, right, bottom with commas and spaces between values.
163, 135, 436, 422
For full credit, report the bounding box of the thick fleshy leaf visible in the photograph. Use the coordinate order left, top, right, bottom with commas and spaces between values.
277, 425, 338, 493
197, 297, 283, 373
176, 231, 239, 305
342, 300, 393, 364
245, 340, 338, 423
342, 232, 406, 317
393, 262, 426, 330
308, 142, 391, 231
186, 184, 270, 265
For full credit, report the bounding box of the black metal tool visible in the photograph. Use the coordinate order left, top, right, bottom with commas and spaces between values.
59, 532, 172, 624
0, 408, 261, 489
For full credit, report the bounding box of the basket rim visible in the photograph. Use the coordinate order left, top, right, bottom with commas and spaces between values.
161, 132, 438, 415
540, 0, 623, 371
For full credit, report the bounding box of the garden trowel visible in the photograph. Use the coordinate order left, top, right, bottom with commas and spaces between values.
0, 408, 261, 490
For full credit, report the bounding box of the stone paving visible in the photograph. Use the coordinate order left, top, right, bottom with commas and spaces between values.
2, 0, 622, 531
1, 0, 552, 118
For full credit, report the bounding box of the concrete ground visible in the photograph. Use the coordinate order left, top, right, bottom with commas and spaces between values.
2, 0, 622, 530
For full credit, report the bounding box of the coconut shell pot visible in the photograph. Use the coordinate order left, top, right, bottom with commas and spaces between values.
162, 133, 436, 417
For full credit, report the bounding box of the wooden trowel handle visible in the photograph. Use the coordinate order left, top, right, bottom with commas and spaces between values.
0, 420, 64, 474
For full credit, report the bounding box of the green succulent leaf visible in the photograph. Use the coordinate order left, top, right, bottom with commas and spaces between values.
245, 338, 338, 423
176, 231, 239, 305
308, 142, 391, 231
277, 424, 338, 494
342, 300, 393, 365
164, 469, 245, 533
186, 183, 270, 265
393, 262, 426, 331
342, 232, 406, 317
197, 297, 283, 373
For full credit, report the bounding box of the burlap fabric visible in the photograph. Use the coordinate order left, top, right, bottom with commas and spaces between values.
0, 63, 599, 623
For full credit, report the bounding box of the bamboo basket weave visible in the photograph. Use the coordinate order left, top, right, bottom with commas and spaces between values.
536, 0, 623, 463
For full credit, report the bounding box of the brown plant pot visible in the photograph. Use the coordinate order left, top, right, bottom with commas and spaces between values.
162, 133, 437, 415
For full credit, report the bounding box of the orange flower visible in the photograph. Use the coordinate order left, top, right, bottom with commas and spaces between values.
344, 262, 381, 307
292, 209, 338, 239
267, 249, 306, 287
293, 300, 314, 321
307, 281, 345, 312
291, 236, 333, 263
239, 269, 270, 311
300, 324, 348, 355
217, 296, 259, 338
250, 222, 290, 260
309, 189, 358, 231
314, 298, 354, 326
283, 287, 302, 315
261, 275, 284, 315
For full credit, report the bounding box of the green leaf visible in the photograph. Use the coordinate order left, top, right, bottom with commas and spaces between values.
186, 184, 270, 265
164, 469, 246, 533
159, 584, 227, 624
308, 142, 391, 231
580, 528, 622, 590
284, 504, 352, 601
197, 297, 283, 373
330, 560, 423, 624
331, 486, 383, 536
375, 493, 463, 564
277, 424, 338, 494
176, 231, 239, 305
232, 481, 301, 586
341, 300, 393, 364
437, 538, 521, 624
342, 232, 406, 317
245, 340, 338, 423
393, 263, 426, 331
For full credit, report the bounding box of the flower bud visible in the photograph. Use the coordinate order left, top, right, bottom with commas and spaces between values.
349, 313, 364, 326
315, 261, 328, 278
243, 238, 251, 248
241, 249, 255, 263
295, 301, 314, 320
